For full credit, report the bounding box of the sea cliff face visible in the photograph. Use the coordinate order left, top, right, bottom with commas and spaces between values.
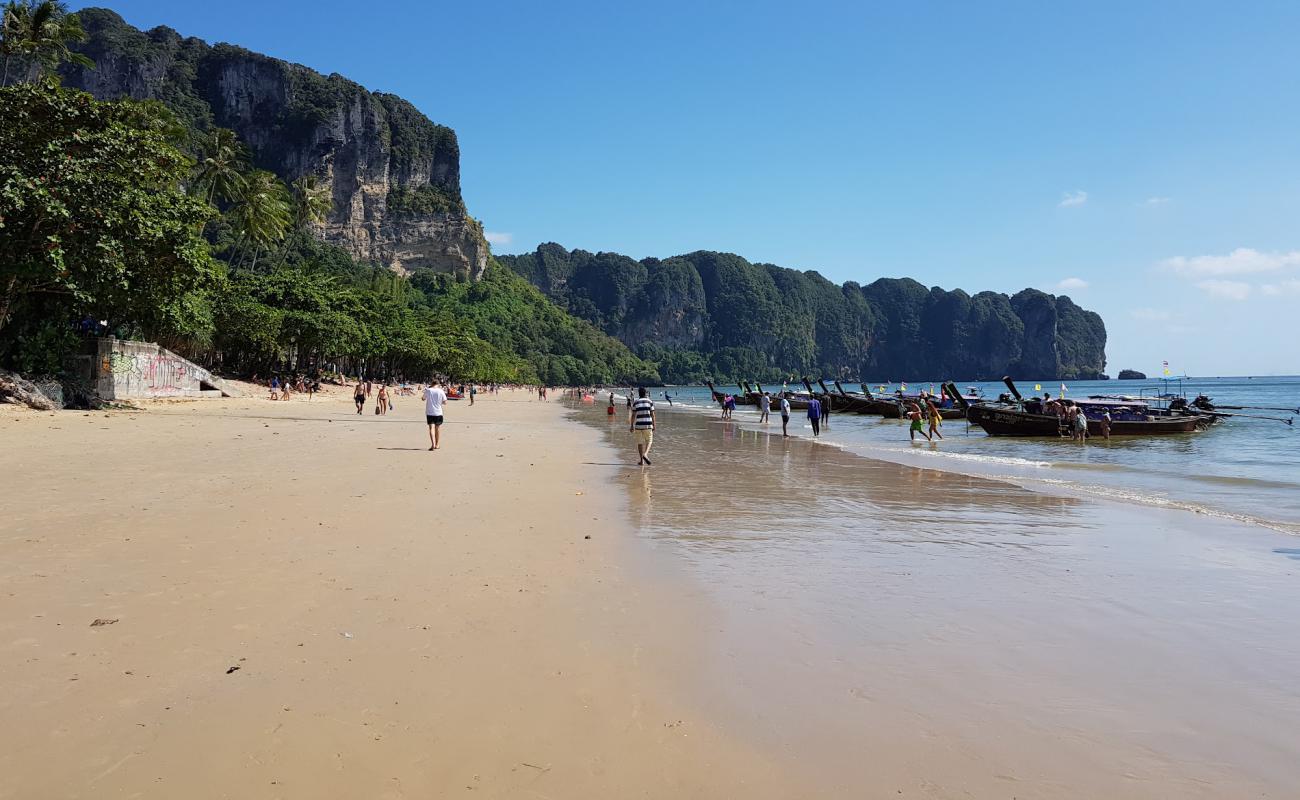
500, 244, 1108, 382
61, 8, 487, 278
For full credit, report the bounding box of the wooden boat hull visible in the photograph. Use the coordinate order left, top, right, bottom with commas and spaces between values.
967, 405, 1212, 436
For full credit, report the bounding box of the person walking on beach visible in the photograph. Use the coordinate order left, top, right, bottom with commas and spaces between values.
925, 397, 944, 440
908, 402, 931, 441
354, 381, 366, 415
663, 392, 673, 406
759, 391, 771, 424
780, 395, 791, 436
469, 384, 477, 406
807, 396, 823, 436
376, 384, 389, 415
629, 387, 656, 466
424, 380, 448, 451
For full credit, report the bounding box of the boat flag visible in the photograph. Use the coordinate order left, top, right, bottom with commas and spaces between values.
900, 382, 908, 391
1060, 383, 1068, 395
1034, 383, 1042, 392
1162, 360, 1171, 377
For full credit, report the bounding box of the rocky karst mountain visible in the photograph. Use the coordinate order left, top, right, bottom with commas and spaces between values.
499, 244, 1108, 382
61, 8, 487, 278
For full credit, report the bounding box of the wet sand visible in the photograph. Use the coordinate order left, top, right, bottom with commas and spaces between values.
577, 403, 1300, 798
0, 391, 802, 799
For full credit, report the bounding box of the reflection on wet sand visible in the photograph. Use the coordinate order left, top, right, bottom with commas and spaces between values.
618, 414, 1083, 554
578, 402, 1300, 799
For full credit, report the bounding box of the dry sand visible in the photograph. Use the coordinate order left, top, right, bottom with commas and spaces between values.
0, 389, 804, 799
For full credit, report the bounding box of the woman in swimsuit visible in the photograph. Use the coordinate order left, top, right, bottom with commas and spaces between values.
925, 398, 944, 440
376, 385, 389, 415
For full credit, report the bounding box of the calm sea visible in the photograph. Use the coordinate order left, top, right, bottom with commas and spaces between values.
627, 376, 1300, 534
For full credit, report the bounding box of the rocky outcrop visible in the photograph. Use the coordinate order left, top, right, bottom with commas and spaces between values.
500, 244, 1108, 382
61, 8, 487, 278
1118, 369, 1146, 380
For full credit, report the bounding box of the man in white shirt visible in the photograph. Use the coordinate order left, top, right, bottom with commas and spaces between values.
424, 380, 448, 451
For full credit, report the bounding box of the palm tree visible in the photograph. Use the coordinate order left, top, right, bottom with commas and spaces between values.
289, 175, 332, 232
0, 1, 92, 86
229, 170, 291, 272
193, 128, 249, 206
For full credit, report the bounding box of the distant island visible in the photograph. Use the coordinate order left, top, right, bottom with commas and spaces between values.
1118, 369, 1147, 380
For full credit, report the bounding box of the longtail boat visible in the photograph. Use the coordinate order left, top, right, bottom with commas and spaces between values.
831, 380, 904, 417
946, 380, 1214, 437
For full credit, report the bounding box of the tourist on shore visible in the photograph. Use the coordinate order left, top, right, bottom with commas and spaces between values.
376, 384, 389, 415
630, 387, 656, 466
469, 384, 477, 406
1100, 408, 1112, 440
424, 380, 448, 451
269, 376, 280, 401
354, 381, 366, 415
780, 395, 791, 436
663, 391, 673, 406
925, 397, 944, 440
807, 396, 822, 436
759, 391, 771, 423
908, 402, 930, 441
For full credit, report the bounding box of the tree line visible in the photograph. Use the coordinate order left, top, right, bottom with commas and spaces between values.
0, 1, 658, 388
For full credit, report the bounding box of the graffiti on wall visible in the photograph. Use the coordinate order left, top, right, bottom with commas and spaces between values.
101, 350, 200, 396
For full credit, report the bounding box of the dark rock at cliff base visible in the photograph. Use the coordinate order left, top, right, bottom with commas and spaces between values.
499, 244, 1108, 382
61, 8, 486, 278
1118, 369, 1147, 380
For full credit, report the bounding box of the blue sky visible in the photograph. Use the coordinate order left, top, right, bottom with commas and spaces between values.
77, 1, 1300, 375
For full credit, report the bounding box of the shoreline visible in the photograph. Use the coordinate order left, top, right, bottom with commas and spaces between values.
3, 389, 1298, 797
631, 391, 1300, 536
573, 397, 1300, 798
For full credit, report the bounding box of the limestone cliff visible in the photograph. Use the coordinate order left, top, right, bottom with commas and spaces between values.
500, 244, 1108, 382
61, 8, 487, 278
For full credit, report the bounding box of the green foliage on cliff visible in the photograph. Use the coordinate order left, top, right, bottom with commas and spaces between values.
499, 244, 1109, 382
0, 79, 656, 386
387, 184, 463, 218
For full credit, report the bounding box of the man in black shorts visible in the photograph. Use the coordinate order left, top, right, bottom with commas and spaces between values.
424, 380, 448, 450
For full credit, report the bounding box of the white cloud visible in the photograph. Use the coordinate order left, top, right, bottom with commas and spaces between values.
1058, 190, 1088, 208
484, 231, 513, 246
1261, 279, 1300, 296
1056, 277, 1088, 290
1130, 308, 1172, 322
1161, 247, 1300, 276
1195, 279, 1252, 300
1143, 196, 1171, 206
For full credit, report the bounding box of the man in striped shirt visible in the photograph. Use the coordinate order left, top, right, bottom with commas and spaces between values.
629, 387, 656, 466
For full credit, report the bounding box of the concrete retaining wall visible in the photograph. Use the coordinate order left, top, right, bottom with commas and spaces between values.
92, 339, 241, 400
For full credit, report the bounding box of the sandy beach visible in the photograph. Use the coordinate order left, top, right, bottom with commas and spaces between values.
0, 390, 799, 799
3, 388, 1299, 798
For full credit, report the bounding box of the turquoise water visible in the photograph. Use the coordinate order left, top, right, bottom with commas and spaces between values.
635, 376, 1300, 533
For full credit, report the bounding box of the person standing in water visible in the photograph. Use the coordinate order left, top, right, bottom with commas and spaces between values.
424, 380, 448, 451
1100, 408, 1112, 440
807, 396, 822, 436
908, 402, 931, 441
780, 395, 791, 436
925, 397, 944, 440
759, 391, 771, 424
663, 391, 673, 407
629, 387, 656, 466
